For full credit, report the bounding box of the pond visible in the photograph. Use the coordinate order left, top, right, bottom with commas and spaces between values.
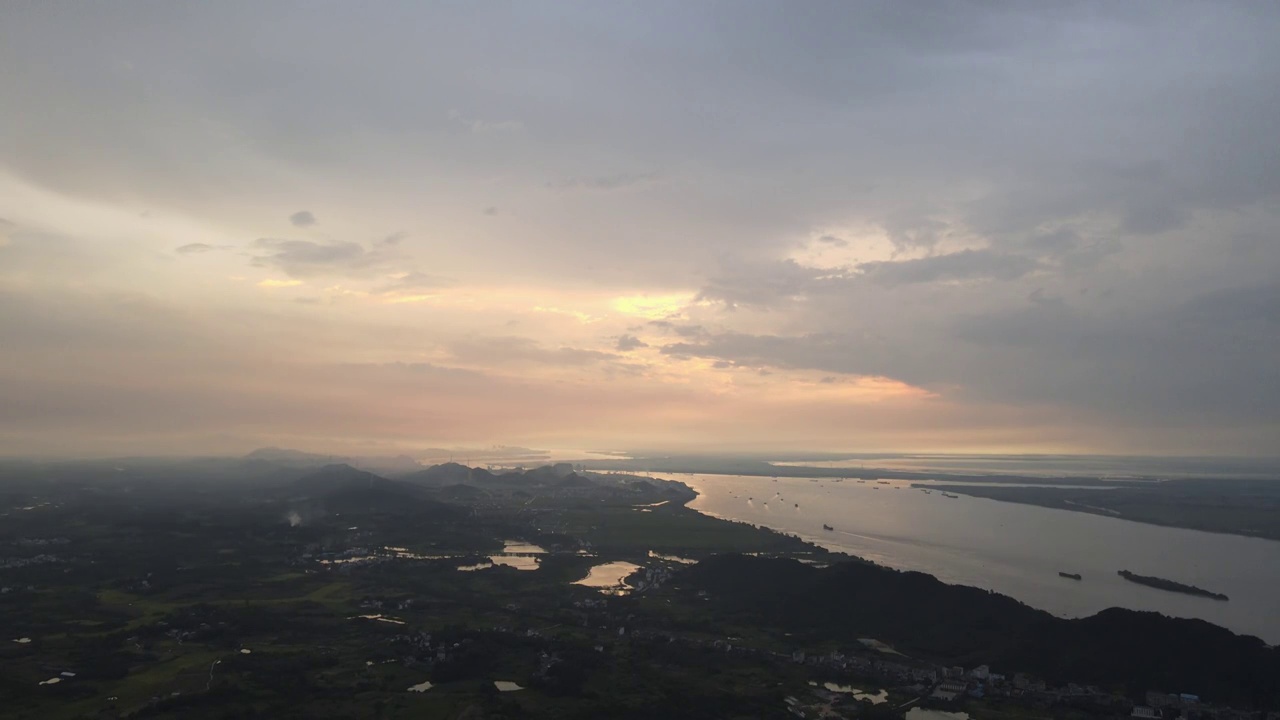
349, 614, 406, 625
648, 550, 696, 564
905, 710, 969, 720
494, 680, 524, 692
821, 683, 888, 704
573, 561, 642, 595
502, 540, 547, 554
490, 555, 540, 570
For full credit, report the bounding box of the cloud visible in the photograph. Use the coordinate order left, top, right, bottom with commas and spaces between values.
290, 210, 317, 227
448, 336, 620, 367
615, 334, 648, 351
660, 278, 1280, 425
374, 271, 453, 295
175, 242, 221, 254
250, 238, 377, 278
549, 172, 658, 191
257, 278, 303, 288
448, 108, 523, 134
4, 3, 1280, 453
882, 213, 950, 253
857, 250, 1039, 285
699, 260, 833, 309
647, 321, 708, 339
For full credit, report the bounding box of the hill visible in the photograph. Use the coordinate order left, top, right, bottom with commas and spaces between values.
679, 555, 1280, 707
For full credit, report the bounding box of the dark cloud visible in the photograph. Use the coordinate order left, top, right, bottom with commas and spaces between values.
663, 279, 1280, 423
1119, 199, 1186, 236
379, 231, 408, 246
817, 235, 848, 248
482, 206, 499, 216
661, 332, 883, 376
699, 260, 834, 308
289, 210, 317, 228
646, 320, 706, 338
882, 213, 950, 253
615, 334, 648, 351
857, 250, 1039, 285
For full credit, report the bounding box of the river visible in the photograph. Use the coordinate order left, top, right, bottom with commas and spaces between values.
681, 473, 1280, 644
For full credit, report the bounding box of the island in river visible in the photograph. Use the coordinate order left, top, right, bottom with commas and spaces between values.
1118, 570, 1230, 601
912, 480, 1280, 541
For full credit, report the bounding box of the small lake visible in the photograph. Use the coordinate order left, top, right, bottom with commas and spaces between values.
490, 556, 540, 570
502, 540, 547, 554
905, 710, 969, 720
648, 550, 696, 564
350, 614, 406, 625
821, 682, 887, 704
574, 561, 642, 594
494, 680, 524, 692
684, 473, 1280, 643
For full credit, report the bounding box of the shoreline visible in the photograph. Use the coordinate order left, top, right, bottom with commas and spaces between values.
673, 471, 1280, 644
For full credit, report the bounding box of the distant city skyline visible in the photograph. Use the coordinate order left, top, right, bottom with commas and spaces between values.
2, 2, 1279, 457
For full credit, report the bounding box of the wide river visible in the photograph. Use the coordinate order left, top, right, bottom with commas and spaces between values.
681, 473, 1280, 644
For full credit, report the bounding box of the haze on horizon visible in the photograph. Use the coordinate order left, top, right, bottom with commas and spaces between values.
2, 2, 1279, 459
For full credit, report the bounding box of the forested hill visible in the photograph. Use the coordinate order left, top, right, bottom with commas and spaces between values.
680, 555, 1280, 709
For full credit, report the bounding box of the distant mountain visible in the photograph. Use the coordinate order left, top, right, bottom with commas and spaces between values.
401, 463, 598, 490
245, 447, 340, 466
349, 454, 423, 475
292, 464, 465, 518
293, 463, 395, 494
244, 447, 422, 475
437, 483, 490, 501
556, 473, 594, 488
400, 462, 493, 486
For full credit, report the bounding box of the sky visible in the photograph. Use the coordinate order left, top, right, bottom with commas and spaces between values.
2, 2, 1279, 458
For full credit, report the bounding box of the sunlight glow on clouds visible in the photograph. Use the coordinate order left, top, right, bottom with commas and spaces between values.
257, 279, 303, 288
2, 3, 1279, 456
610, 293, 697, 320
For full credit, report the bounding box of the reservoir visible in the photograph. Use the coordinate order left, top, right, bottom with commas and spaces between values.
683, 474, 1280, 643
574, 561, 642, 594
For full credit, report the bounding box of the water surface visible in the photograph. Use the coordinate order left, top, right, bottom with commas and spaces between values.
574, 561, 642, 594
685, 474, 1280, 643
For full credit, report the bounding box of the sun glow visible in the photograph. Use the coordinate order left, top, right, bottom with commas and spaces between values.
610, 292, 696, 319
